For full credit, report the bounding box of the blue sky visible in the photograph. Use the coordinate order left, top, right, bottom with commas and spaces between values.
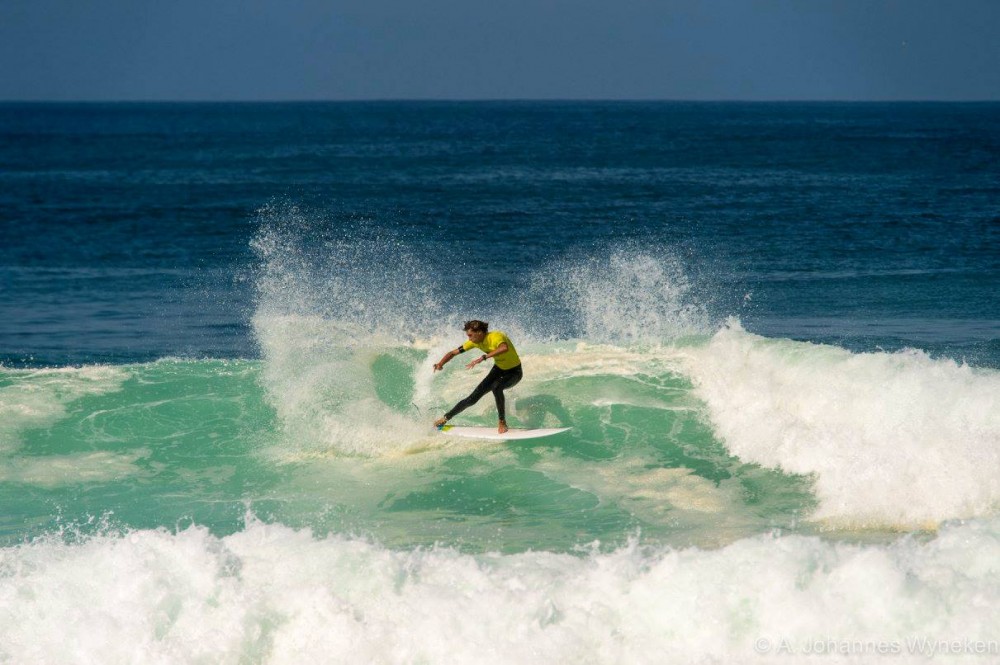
1, 0, 998, 101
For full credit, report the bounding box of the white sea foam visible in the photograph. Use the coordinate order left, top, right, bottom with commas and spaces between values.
682, 321, 1000, 527
1, 516, 998, 664
252, 314, 429, 457
0, 450, 147, 487
534, 454, 762, 545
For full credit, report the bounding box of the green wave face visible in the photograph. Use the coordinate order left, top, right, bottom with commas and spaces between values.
0, 344, 818, 553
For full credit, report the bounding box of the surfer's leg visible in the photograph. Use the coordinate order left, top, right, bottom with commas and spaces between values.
490, 365, 523, 429
443, 366, 502, 421
493, 390, 506, 421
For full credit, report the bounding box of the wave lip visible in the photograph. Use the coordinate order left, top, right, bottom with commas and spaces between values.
685, 321, 1000, 528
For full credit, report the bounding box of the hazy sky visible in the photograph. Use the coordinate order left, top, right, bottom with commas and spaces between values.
1, 0, 998, 101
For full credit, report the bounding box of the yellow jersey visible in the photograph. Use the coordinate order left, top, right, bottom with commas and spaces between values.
461, 331, 521, 370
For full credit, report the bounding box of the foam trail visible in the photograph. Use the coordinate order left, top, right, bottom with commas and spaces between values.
1, 517, 999, 664
0, 450, 147, 487
684, 321, 1000, 527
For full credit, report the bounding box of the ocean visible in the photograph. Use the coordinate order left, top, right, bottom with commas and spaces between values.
1, 101, 998, 663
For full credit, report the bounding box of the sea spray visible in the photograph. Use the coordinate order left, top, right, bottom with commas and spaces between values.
526, 243, 716, 344
250, 205, 448, 456
250, 203, 445, 334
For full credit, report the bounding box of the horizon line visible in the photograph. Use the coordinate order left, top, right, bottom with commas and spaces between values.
2, 97, 999, 105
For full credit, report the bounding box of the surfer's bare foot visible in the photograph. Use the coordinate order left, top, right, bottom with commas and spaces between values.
434, 417, 448, 428
498, 419, 508, 434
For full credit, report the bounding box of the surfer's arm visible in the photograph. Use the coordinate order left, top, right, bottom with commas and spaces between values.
433, 346, 465, 371
465, 342, 508, 369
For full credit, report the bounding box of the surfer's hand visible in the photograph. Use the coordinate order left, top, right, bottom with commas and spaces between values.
466, 356, 483, 369
433, 362, 443, 372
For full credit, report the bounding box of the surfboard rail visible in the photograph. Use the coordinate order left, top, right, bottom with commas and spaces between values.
438, 425, 571, 441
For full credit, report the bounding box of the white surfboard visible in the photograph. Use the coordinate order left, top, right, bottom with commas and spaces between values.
438, 425, 571, 441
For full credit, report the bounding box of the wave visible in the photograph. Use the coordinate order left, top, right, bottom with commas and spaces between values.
683, 321, 1000, 528
3, 329, 997, 534
248, 220, 1000, 524
244, 210, 1000, 530
244, 313, 1000, 530
2, 515, 998, 664
4, 213, 996, 544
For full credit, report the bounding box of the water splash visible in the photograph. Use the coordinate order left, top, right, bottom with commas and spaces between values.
527, 243, 714, 344
250, 204, 450, 456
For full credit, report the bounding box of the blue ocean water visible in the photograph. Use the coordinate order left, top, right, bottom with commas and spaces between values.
1, 102, 999, 662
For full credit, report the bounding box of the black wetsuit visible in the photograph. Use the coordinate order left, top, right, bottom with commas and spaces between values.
445, 363, 523, 421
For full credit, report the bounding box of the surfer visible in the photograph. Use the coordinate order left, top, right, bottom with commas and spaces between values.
433, 320, 522, 434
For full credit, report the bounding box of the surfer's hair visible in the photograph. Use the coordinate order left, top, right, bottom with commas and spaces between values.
463, 320, 488, 333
